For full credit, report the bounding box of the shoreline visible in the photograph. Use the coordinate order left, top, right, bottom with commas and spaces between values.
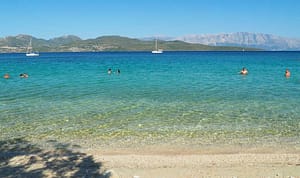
84, 144, 300, 177
1, 138, 300, 177
85, 143, 300, 177
93, 152, 300, 178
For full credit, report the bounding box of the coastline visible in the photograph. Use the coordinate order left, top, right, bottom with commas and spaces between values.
91, 138, 300, 177
94, 152, 300, 178
2, 137, 300, 177
90, 144, 300, 177
1, 137, 300, 177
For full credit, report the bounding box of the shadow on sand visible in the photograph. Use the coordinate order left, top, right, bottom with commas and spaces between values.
0, 138, 109, 178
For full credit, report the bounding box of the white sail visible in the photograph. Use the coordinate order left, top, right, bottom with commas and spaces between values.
26, 38, 39, 57
152, 39, 163, 54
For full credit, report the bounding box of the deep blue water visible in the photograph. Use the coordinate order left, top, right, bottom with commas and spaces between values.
1, 51, 300, 147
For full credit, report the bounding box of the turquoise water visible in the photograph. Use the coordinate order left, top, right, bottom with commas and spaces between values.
1, 52, 300, 147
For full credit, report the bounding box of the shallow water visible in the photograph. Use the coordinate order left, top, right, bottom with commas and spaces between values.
1, 52, 300, 148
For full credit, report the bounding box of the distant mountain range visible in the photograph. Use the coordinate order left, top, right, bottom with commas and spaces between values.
0, 32, 299, 53
0, 34, 255, 53
174, 32, 300, 51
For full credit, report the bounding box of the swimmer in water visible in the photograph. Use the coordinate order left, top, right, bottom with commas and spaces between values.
285, 69, 291, 78
240, 67, 248, 75
20, 73, 29, 78
3, 73, 10, 79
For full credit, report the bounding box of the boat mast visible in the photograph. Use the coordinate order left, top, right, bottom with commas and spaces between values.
27, 38, 32, 53
155, 39, 158, 50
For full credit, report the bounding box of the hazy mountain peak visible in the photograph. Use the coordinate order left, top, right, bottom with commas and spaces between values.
176, 32, 300, 50
4, 34, 31, 41
50, 35, 81, 41
49, 35, 82, 46
15, 34, 31, 38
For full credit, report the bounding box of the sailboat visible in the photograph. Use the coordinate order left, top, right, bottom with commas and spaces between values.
26, 38, 39, 57
151, 39, 163, 54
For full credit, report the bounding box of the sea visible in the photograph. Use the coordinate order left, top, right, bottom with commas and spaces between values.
1, 51, 300, 150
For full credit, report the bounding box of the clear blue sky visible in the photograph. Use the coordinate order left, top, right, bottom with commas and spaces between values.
1, 0, 300, 39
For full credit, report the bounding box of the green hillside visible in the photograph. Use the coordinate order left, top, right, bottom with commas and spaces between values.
0, 35, 260, 53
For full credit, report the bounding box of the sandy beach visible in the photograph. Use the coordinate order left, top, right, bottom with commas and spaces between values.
1, 138, 300, 178
96, 153, 300, 178
89, 146, 300, 178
